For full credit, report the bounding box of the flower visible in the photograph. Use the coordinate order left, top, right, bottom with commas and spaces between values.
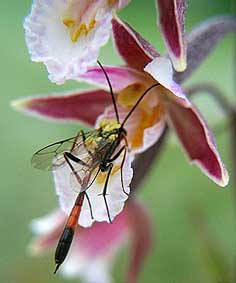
28, 199, 152, 283
80, 16, 229, 187
24, 0, 130, 84
13, 16, 228, 187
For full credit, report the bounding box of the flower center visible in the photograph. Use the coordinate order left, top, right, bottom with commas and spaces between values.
62, 0, 117, 43
117, 83, 165, 149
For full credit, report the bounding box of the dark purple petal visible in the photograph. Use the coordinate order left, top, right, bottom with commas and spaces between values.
12, 89, 112, 126
157, 0, 186, 71
166, 99, 229, 186
174, 16, 236, 83
112, 17, 159, 71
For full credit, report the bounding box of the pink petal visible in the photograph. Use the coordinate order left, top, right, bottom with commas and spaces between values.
12, 89, 112, 126
28, 209, 66, 255
127, 200, 152, 283
166, 99, 229, 186
62, 207, 130, 282
157, 0, 187, 71
74, 209, 128, 256
112, 17, 160, 70
79, 65, 141, 92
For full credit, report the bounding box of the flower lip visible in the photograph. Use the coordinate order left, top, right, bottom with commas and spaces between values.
23, 0, 115, 84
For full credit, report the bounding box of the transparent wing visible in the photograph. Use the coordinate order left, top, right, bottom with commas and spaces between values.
31, 131, 95, 171
69, 140, 112, 193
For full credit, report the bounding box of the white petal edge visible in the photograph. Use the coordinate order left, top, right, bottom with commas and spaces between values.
144, 57, 191, 107
30, 209, 65, 235
24, 0, 113, 84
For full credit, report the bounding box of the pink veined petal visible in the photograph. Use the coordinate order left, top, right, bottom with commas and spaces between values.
165, 99, 229, 187
112, 16, 160, 70
79, 65, 142, 92
11, 89, 112, 126
156, 0, 187, 71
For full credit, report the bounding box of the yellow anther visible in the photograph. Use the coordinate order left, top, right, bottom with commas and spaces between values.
89, 18, 96, 30
63, 18, 75, 27
70, 23, 86, 42
63, 16, 97, 43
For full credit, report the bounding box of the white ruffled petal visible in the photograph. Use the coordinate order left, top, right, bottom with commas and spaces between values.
53, 151, 133, 227
24, 0, 113, 84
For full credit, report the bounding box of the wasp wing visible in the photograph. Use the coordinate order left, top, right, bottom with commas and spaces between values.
31, 131, 95, 171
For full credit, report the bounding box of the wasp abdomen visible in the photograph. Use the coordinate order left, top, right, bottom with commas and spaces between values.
54, 227, 74, 274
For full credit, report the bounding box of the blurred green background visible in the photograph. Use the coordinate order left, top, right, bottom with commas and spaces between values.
1, 1, 235, 282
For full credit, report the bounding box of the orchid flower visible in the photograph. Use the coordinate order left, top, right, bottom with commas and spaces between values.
24, 0, 130, 84
79, 16, 228, 187
13, 16, 229, 227
28, 199, 152, 283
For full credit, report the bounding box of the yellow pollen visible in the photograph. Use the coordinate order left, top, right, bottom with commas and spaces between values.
96, 165, 121, 184
63, 17, 97, 43
63, 18, 75, 27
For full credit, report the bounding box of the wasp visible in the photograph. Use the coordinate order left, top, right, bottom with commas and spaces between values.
31, 61, 159, 273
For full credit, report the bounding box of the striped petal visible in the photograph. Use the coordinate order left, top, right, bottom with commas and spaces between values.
156, 0, 187, 71
165, 98, 229, 187
112, 16, 160, 70
11, 89, 112, 126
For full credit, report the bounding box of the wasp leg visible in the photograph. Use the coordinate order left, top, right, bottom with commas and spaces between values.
64, 152, 89, 167
108, 146, 126, 162
70, 130, 84, 152
119, 147, 129, 196
84, 192, 94, 220
64, 153, 83, 185
107, 146, 129, 196
99, 163, 113, 224
64, 153, 94, 222
80, 130, 94, 157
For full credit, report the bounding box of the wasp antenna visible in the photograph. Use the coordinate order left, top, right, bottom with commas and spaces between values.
121, 83, 160, 127
54, 263, 60, 275
97, 60, 120, 123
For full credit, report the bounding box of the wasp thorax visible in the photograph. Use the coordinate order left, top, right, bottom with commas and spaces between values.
98, 119, 121, 141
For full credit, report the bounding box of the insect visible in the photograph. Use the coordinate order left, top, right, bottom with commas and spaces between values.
31, 61, 160, 274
